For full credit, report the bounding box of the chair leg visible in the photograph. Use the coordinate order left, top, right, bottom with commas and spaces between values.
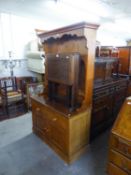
5, 105, 9, 116
2, 105, 8, 117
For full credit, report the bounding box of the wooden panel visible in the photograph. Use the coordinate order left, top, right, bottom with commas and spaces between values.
50, 125, 68, 153
118, 47, 130, 74
112, 98, 131, 141
110, 134, 131, 159
109, 149, 131, 174
69, 110, 90, 155
107, 163, 128, 175
94, 61, 106, 82
46, 53, 80, 85
107, 97, 131, 175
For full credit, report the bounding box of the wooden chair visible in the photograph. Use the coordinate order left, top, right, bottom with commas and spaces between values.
0, 77, 25, 116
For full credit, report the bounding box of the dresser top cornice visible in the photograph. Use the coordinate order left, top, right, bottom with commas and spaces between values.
38, 21, 99, 42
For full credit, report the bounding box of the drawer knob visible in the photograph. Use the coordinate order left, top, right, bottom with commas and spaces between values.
36, 108, 40, 112
52, 118, 57, 122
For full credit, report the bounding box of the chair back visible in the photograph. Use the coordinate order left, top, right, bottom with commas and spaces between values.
0, 77, 17, 91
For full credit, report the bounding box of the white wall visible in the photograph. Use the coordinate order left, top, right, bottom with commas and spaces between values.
0, 7, 127, 78
0, 12, 43, 78
0, 59, 37, 77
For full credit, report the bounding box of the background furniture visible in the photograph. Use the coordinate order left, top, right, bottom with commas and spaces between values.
118, 46, 131, 75
0, 76, 26, 118
91, 55, 128, 139
0, 76, 38, 121
96, 46, 119, 58
95, 46, 131, 97
94, 58, 119, 83
26, 51, 45, 74
91, 78, 127, 139
26, 82, 44, 110
107, 97, 131, 175
16, 76, 38, 94
32, 22, 99, 163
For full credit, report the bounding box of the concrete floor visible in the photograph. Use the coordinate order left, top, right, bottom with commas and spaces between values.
0, 113, 110, 175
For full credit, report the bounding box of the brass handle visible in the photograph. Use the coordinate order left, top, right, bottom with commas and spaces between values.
52, 118, 57, 122
36, 108, 40, 112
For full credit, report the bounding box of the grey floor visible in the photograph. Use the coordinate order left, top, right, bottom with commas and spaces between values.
0, 113, 110, 175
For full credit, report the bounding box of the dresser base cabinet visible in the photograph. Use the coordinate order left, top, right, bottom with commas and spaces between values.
32, 97, 90, 163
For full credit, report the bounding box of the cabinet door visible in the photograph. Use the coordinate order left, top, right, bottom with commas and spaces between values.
35, 107, 51, 138
118, 48, 130, 74
91, 92, 113, 138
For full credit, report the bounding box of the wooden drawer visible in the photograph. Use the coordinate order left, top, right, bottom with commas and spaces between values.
109, 150, 131, 174
110, 135, 131, 159
32, 99, 68, 153
32, 100, 67, 130
93, 88, 109, 100
42, 108, 67, 131
32, 103, 52, 138
93, 99, 107, 112
107, 163, 129, 175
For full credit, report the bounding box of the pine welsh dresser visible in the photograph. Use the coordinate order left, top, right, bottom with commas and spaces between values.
31, 22, 99, 163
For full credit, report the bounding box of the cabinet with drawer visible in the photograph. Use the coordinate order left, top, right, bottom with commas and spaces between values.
107, 97, 131, 175
91, 79, 127, 139
32, 96, 90, 163
32, 99, 68, 154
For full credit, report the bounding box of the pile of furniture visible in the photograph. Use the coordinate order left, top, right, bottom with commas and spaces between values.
0, 76, 38, 120
31, 22, 130, 163
91, 58, 128, 138
90, 45, 131, 138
